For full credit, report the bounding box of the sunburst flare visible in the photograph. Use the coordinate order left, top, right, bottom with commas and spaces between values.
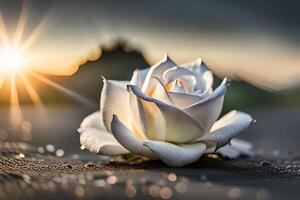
0, 2, 94, 127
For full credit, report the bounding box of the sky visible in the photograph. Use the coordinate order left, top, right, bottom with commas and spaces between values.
0, 0, 300, 90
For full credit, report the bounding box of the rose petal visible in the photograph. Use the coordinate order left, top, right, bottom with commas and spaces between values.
202, 70, 213, 91
191, 87, 212, 98
230, 138, 253, 152
216, 144, 240, 159
183, 78, 227, 132
150, 77, 174, 105
131, 81, 167, 141
168, 92, 203, 109
163, 66, 194, 83
142, 54, 176, 94
163, 66, 204, 92
79, 111, 105, 131
197, 110, 253, 149
128, 85, 205, 143
143, 140, 206, 167
79, 128, 129, 156
165, 80, 185, 93
217, 138, 254, 159
100, 78, 132, 132
111, 115, 157, 159
181, 58, 213, 87
130, 68, 150, 87
128, 86, 147, 140
181, 58, 214, 96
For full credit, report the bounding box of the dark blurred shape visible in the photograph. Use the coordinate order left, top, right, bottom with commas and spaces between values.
45, 40, 147, 105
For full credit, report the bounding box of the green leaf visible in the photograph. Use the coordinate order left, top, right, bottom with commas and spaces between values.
122, 153, 142, 163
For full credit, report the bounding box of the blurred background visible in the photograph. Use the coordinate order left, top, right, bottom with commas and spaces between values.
0, 0, 300, 157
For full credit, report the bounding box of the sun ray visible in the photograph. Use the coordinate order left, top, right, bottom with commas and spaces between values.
0, 12, 9, 49
19, 15, 47, 53
0, 75, 5, 90
0, 1, 53, 128
28, 69, 97, 108
13, 1, 29, 49
18, 72, 45, 111
9, 74, 23, 127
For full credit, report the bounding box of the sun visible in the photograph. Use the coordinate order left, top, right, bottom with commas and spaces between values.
0, 48, 25, 74
0, 3, 94, 127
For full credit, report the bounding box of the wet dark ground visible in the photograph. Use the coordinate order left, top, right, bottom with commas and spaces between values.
0, 105, 300, 200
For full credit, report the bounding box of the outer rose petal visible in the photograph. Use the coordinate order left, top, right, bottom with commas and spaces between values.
217, 138, 254, 159
142, 54, 176, 94
196, 110, 253, 149
230, 138, 253, 154
111, 115, 157, 159
128, 87, 147, 140
130, 82, 166, 141
128, 85, 205, 143
79, 111, 105, 131
184, 78, 227, 132
143, 140, 206, 167
100, 79, 132, 132
79, 128, 129, 156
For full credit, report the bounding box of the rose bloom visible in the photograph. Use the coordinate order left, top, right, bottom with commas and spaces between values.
78, 55, 254, 167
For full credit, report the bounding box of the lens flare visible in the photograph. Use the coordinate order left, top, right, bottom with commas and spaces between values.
0, 1, 95, 127
0, 48, 25, 74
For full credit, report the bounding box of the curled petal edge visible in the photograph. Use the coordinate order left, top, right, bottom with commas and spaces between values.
143, 140, 207, 167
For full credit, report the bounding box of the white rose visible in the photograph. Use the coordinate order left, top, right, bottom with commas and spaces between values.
78, 55, 254, 167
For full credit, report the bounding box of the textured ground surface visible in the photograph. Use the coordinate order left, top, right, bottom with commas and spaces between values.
0, 105, 300, 200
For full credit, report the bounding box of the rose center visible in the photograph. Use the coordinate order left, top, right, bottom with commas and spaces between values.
164, 75, 198, 94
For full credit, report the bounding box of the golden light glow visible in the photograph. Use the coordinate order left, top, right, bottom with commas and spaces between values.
9, 74, 23, 126
0, 0, 46, 127
0, 2, 95, 127
18, 72, 44, 109
0, 48, 25, 74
